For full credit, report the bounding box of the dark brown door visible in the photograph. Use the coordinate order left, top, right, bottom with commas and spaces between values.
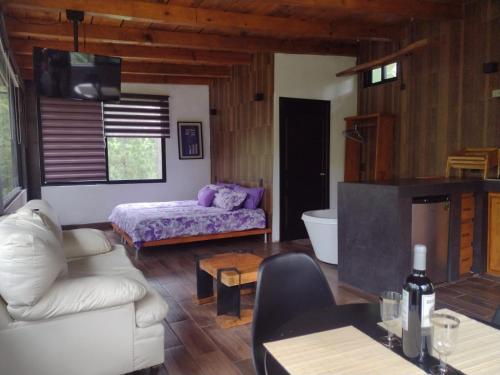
280, 97, 330, 241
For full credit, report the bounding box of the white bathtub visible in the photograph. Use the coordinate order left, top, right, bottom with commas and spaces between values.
301, 209, 338, 265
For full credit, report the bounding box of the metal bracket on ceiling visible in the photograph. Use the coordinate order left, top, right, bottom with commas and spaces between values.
65, 9, 84, 52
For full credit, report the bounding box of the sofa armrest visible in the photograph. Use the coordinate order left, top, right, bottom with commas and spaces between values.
7, 276, 147, 321
135, 288, 169, 328
62, 228, 112, 259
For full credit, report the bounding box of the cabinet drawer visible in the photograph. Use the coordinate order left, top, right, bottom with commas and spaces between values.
460, 246, 473, 274
461, 194, 475, 221
460, 221, 474, 248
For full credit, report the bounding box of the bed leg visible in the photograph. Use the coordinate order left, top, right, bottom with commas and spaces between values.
264, 233, 268, 243
134, 247, 140, 261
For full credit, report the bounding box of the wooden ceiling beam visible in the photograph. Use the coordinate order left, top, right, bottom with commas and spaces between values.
5, 0, 398, 41
9, 38, 252, 66
122, 61, 230, 78
5, 18, 359, 56
260, 0, 463, 20
15, 54, 231, 78
336, 39, 429, 76
120, 74, 213, 85
20, 68, 213, 85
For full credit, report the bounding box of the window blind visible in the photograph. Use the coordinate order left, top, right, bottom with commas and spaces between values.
103, 93, 170, 138
39, 97, 106, 183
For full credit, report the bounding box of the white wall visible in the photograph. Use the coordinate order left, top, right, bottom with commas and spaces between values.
42, 83, 211, 225
272, 53, 357, 241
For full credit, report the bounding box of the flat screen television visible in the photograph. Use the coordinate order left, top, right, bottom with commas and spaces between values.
33, 47, 121, 101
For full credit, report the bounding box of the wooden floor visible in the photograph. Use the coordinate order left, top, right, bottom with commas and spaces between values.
107, 231, 500, 375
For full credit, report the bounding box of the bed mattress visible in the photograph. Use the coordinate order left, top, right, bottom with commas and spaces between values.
109, 200, 266, 248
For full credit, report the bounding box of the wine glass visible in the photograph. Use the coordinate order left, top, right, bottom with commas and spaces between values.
430, 313, 460, 375
379, 291, 402, 348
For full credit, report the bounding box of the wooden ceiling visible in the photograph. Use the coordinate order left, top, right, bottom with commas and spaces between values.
2, 0, 463, 85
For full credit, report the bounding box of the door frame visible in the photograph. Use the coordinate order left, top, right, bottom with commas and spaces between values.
279, 96, 330, 241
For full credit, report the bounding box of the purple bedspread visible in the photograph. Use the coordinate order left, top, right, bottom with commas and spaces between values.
109, 200, 266, 248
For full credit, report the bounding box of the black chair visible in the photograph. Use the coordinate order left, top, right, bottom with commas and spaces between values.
493, 306, 500, 328
251, 252, 336, 375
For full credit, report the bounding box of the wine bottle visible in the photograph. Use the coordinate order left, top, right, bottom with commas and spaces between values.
402, 244, 435, 360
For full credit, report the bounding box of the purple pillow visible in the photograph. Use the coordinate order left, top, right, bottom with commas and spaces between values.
235, 186, 265, 209
213, 188, 247, 211
197, 185, 219, 207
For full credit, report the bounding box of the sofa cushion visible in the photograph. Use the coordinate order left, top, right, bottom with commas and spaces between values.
68, 246, 168, 327
0, 209, 67, 307
63, 228, 112, 259
7, 275, 147, 321
67, 245, 145, 280
24, 199, 63, 244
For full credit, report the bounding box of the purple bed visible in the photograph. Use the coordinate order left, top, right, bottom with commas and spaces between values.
109, 200, 267, 248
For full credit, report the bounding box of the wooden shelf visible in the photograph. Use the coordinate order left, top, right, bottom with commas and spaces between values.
336, 39, 429, 77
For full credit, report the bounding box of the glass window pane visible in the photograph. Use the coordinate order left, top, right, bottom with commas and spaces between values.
0, 76, 17, 201
371, 67, 382, 83
107, 137, 163, 181
384, 63, 398, 79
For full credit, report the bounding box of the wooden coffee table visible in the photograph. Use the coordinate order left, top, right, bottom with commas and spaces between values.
196, 252, 263, 326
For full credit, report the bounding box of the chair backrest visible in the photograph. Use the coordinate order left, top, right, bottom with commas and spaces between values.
251, 252, 336, 375
492, 306, 500, 328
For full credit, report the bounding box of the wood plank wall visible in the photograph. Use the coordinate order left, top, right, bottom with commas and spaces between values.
209, 53, 274, 222
358, 0, 500, 178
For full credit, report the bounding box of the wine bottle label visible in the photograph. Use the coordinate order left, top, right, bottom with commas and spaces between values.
402, 289, 409, 331
421, 293, 435, 328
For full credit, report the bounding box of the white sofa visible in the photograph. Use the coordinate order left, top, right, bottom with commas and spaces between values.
0, 200, 168, 375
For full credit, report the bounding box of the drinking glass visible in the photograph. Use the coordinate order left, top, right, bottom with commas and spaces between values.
379, 291, 402, 348
430, 313, 460, 375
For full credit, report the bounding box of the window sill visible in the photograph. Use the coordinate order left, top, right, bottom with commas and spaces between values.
3, 188, 26, 214
42, 178, 167, 187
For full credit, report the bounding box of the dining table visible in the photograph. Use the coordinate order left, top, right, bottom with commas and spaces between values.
263, 303, 500, 375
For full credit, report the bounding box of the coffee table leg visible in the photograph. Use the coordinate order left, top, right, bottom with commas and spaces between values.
196, 256, 214, 300
216, 267, 241, 318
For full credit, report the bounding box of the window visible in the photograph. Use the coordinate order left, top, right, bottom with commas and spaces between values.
103, 94, 169, 183
0, 50, 21, 206
39, 94, 169, 185
364, 62, 398, 87
107, 138, 163, 181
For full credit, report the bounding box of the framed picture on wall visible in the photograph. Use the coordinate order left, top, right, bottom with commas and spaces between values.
177, 121, 203, 159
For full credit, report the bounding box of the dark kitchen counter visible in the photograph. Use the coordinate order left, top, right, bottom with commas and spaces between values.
483, 179, 500, 192
337, 178, 497, 295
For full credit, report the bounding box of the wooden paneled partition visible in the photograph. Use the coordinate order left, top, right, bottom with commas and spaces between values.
358, 0, 500, 178
209, 53, 274, 222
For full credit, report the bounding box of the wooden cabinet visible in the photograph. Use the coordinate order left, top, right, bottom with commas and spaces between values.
459, 193, 474, 275
344, 113, 395, 182
487, 193, 500, 275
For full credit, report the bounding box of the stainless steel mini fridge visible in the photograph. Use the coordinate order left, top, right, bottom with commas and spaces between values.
411, 195, 450, 284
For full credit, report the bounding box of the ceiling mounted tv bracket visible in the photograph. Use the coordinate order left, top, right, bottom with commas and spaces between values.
66, 9, 85, 52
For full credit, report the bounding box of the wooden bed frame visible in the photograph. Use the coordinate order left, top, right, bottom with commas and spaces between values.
112, 223, 272, 249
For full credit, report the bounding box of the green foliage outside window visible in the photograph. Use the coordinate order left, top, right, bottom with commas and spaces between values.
0, 81, 15, 199
107, 137, 163, 181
